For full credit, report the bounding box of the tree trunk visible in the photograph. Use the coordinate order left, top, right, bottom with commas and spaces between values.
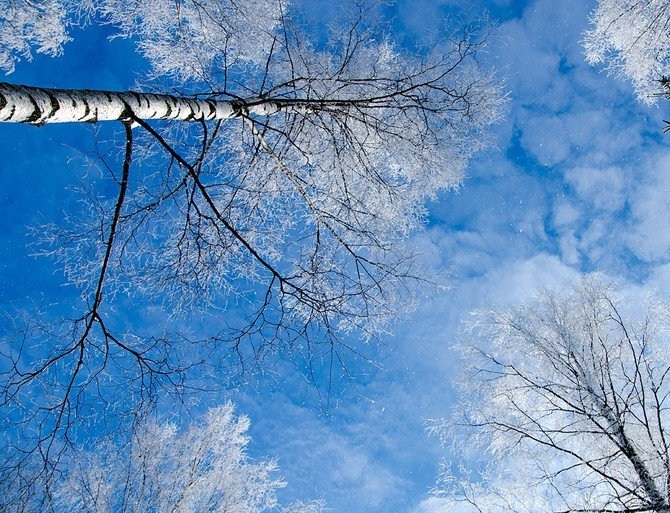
0, 82, 290, 125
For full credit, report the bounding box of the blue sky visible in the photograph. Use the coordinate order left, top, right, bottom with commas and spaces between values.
2, 0, 670, 512
247, 1, 670, 511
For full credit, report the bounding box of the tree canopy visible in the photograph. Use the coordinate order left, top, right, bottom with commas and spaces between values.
4, 402, 322, 512
0, 0, 505, 505
430, 277, 670, 513
584, 0, 670, 104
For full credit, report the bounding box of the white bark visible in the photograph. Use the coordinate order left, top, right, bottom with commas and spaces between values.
0, 82, 291, 124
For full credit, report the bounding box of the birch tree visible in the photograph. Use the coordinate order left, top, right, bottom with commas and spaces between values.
584, 0, 670, 104
429, 276, 670, 513
0, 0, 505, 496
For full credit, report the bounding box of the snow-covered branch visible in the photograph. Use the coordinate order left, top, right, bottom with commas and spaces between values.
430, 276, 670, 512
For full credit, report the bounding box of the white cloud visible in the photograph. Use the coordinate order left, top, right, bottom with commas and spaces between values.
645, 263, 670, 303
234, 390, 416, 513
324, 436, 407, 509
558, 231, 580, 265
411, 496, 453, 513
626, 151, 670, 262
553, 201, 580, 227
479, 253, 580, 306
564, 165, 626, 212
562, 108, 646, 159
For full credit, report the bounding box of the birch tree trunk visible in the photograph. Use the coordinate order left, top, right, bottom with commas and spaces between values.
0, 82, 294, 124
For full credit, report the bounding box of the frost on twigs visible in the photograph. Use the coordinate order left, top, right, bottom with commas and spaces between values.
0, 0, 71, 73
429, 276, 670, 512
584, 0, 670, 104
99, 0, 287, 83
1, 402, 323, 512
0, 0, 284, 78
0, 1, 504, 504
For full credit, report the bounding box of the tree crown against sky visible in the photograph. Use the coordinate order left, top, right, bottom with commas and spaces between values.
1, 0, 284, 76
4, 402, 323, 513
584, 0, 670, 105
1, 0, 505, 345
430, 276, 670, 513
0, 0, 505, 503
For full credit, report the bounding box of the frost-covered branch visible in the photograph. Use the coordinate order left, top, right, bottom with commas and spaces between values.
0, 1, 505, 503
430, 277, 670, 513
584, 0, 670, 104
2, 403, 324, 512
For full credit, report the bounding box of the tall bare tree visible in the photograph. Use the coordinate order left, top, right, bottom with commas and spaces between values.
430, 277, 670, 513
0, 0, 505, 502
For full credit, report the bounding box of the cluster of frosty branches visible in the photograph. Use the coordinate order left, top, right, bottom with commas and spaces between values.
0, 0, 72, 73
584, 0, 670, 104
99, 0, 286, 83
2, 402, 323, 512
0, 0, 284, 76
0, 0, 505, 501
429, 276, 670, 512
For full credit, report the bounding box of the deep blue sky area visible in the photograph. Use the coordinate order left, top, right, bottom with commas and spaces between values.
2, 1, 670, 512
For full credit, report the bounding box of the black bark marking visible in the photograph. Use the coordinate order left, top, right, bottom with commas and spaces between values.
207, 100, 216, 119
77, 98, 91, 121
231, 101, 245, 118
130, 92, 143, 113
45, 92, 60, 124
26, 93, 42, 124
